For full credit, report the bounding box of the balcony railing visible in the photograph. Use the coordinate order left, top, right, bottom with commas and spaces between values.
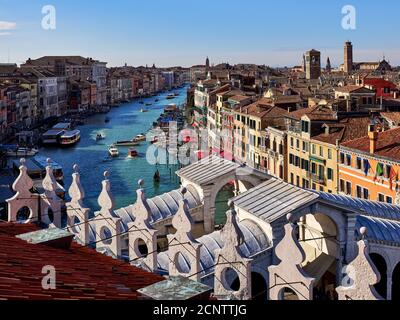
310, 173, 326, 185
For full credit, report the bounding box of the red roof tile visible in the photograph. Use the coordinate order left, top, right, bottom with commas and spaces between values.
0, 223, 164, 300
341, 127, 400, 161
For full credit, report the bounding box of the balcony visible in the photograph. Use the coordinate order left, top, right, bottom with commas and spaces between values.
310, 173, 326, 185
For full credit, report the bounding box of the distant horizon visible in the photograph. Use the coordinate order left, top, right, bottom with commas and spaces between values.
1, 0, 400, 68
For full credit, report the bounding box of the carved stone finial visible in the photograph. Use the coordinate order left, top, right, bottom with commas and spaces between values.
221, 204, 244, 249
181, 187, 187, 197
69, 164, 85, 203
20, 158, 26, 165
287, 213, 293, 222
46, 158, 52, 165
228, 200, 235, 209
138, 179, 144, 188
360, 227, 368, 239
98, 171, 114, 215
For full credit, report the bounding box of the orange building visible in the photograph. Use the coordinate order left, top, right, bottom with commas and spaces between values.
339, 125, 400, 204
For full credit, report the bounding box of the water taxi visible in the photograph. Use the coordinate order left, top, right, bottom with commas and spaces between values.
127, 148, 138, 158
166, 94, 175, 100
59, 130, 81, 146
108, 145, 119, 157
12, 156, 64, 184
114, 139, 140, 147
135, 134, 146, 142
6, 147, 39, 157
41, 129, 65, 145
145, 102, 152, 106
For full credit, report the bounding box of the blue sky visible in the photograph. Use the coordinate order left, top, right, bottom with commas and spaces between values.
0, 0, 399, 67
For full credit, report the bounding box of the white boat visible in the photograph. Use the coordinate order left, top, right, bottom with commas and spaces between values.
59, 130, 81, 146
6, 147, 39, 157
109, 145, 119, 157
135, 134, 146, 142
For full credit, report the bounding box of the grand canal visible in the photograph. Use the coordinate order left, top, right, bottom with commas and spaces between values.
40, 86, 231, 224
41, 87, 187, 212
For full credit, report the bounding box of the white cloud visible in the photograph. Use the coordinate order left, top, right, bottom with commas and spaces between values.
0, 21, 16, 30
0, 32, 11, 36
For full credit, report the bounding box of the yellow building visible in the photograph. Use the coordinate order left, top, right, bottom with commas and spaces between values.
286, 104, 371, 192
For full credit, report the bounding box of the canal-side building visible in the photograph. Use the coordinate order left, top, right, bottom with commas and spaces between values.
339, 125, 400, 204
21, 56, 108, 106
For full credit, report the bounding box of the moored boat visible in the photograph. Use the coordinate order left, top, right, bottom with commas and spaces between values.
166, 94, 175, 100
59, 130, 81, 146
114, 139, 140, 147
6, 147, 39, 157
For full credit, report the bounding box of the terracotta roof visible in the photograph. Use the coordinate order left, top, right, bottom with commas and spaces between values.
0, 223, 164, 300
341, 127, 400, 161
380, 112, 400, 125
313, 116, 371, 145
287, 105, 336, 121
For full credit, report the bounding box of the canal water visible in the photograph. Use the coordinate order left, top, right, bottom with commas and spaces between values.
40, 86, 231, 225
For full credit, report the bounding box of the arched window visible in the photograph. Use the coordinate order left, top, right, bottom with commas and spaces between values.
392, 262, 400, 301
370, 253, 387, 299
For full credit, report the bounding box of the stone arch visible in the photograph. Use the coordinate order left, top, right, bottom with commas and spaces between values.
369, 253, 387, 299
279, 287, 300, 300
291, 208, 344, 299
16, 206, 33, 223
251, 271, 268, 301
392, 262, 400, 301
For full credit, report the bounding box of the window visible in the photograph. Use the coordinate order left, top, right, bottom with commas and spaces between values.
303, 179, 309, 189
312, 144, 316, 155
289, 154, 294, 165
340, 179, 345, 193
346, 182, 352, 196
328, 149, 332, 160
311, 162, 317, 174
296, 139, 300, 149
378, 193, 385, 202
356, 157, 362, 170
357, 186, 363, 198
346, 154, 352, 166
290, 173, 294, 184
327, 168, 334, 180
387, 196, 393, 204
340, 152, 345, 164
312, 183, 316, 190
296, 176, 300, 187
290, 137, 294, 147
385, 165, 392, 179
301, 120, 310, 133
319, 146, 324, 157
319, 186, 324, 192
363, 188, 369, 200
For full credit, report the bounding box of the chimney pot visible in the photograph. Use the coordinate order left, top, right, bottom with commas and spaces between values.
368, 124, 378, 154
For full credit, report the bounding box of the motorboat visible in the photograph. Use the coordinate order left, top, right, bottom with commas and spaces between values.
96, 133, 105, 141
135, 134, 146, 142
141, 108, 149, 113
6, 147, 39, 157
127, 148, 138, 158
59, 130, 81, 146
108, 145, 119, 157
166, 94, 175, 100
145, 102, 152, 106
114, 139, 140, 147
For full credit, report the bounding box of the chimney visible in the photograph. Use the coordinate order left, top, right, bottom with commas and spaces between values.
368, 124, 378, 154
